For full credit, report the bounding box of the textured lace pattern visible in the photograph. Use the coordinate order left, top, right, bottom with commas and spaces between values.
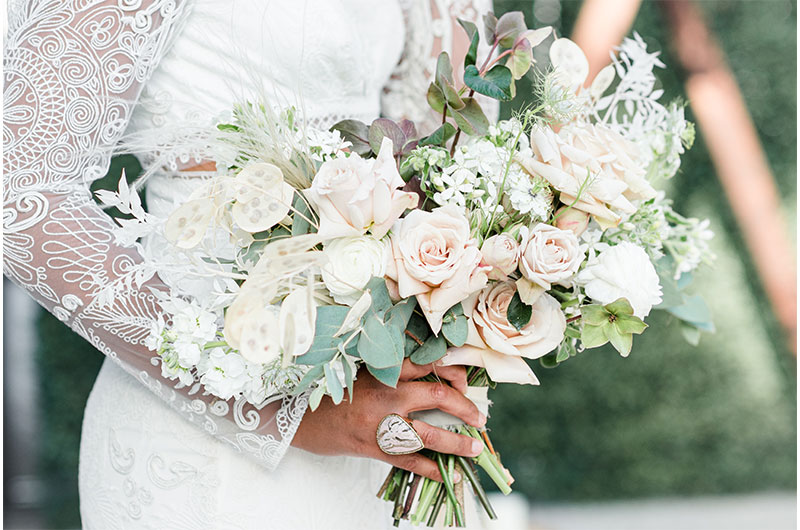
3, 0, 309, 472
4, 1, 498, 514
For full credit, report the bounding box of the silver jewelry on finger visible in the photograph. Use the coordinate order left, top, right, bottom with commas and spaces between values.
376, 413, 424, 455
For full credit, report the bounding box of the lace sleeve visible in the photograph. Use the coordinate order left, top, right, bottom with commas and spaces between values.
382, 0, 500, 130
3, 0, 307, 470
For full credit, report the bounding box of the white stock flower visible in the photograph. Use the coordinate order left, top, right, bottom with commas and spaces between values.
198, 347, 252, 401
577, 241, 662, 318
174, 340, 202, 367
321, 235, 388, 306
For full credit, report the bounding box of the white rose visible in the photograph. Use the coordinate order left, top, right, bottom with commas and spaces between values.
577, 241, 662, 318
385, 205, 490, 333
480, 234, 520, 280
520, 122, 656, 228
441, 281, 566, 385
518, 224, 584, 295
321, 235, 388, 306
305, 138, 418, 240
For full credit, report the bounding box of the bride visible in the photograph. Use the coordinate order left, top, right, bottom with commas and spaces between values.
4, 0, 498, 528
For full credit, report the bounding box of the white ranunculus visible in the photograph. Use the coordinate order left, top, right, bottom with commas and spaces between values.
518, 223, 584, 293
577, 241, 662, 318
321, 235, 388, 306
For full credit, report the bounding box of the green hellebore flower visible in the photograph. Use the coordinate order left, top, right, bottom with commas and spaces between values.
580, 298, 648, 357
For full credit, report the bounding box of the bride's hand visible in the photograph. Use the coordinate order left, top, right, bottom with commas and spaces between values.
292, 359, 486, 483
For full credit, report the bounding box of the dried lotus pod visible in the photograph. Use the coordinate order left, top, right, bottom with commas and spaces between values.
549, 38, 589, 89
164, 198, 214, 249
230, 181, 294, 233
239, 306, 282, 364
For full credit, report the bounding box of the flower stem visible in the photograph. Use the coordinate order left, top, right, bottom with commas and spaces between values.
427, 484, 447, 527
456, 456, 497, 519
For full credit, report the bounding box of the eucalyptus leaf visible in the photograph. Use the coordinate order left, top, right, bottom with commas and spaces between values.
506, 46, 532, 80
448, 97, 490, 136
358, 312, 403, 369
385, 297, 418, 331
291, 193, 315, 236
410, 334, 447, 365
341, 355, 354, 401
309, 384, 325, 411
667, 295, 713, 328
441, 309, 468, 346
680, 322, 702, 346
496, 11, 527, 48
457, 18, 480, 68
367, 362, 403, 388
291, 364, 324, 395
483, 12, 498, 42
419, 123, 457, 147
507, 292, 532, 331
324, 362, 344, 404
366, 277, 392, 317
404, 312, 432, 356
330, 119, 371, 156
427, 83, 447, 114
464, 65, 513, 101
435, 51, 455, 86
295, 306, 352, 365
369, 118, 406, 155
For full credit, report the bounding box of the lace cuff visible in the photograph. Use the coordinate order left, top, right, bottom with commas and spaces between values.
3, 0, 305, 471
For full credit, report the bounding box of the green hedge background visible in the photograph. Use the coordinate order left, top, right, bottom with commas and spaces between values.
29, 1, 795, 527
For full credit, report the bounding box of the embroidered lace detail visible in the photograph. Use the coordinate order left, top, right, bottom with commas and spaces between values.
3, 0, 307, 472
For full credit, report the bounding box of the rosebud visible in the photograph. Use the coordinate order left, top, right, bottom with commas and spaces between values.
480, 234, 520, 280
554, 207, 590, 236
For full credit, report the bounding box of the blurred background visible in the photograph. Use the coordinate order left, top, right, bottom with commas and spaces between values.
3, 0, 796, 529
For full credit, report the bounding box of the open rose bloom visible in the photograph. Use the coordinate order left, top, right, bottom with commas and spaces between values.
443, 282, 566, 384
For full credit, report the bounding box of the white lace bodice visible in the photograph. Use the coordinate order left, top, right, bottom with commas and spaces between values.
4, 0, 495, 472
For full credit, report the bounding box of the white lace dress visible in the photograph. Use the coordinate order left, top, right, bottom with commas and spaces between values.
4, 1, 495, 528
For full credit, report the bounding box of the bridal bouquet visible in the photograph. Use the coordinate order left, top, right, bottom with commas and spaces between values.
98, 10, 714, 527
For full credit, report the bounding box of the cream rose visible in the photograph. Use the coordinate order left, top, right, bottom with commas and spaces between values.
305, 137, 418, 240
517, 224, 584, 302
441, 281, 566, 385
385, 205, 490, 333
321, 235, 388, 306
480, 234, 520, 281
577, 241, 662, 318
519, 122, 656, 228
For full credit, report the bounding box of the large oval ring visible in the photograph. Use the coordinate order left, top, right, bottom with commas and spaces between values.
376, 413, 424, 455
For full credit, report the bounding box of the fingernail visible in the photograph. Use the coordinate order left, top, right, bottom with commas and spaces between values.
478, 413, 487, 427
471, 439, 484, 456
454, 470, 463, 483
